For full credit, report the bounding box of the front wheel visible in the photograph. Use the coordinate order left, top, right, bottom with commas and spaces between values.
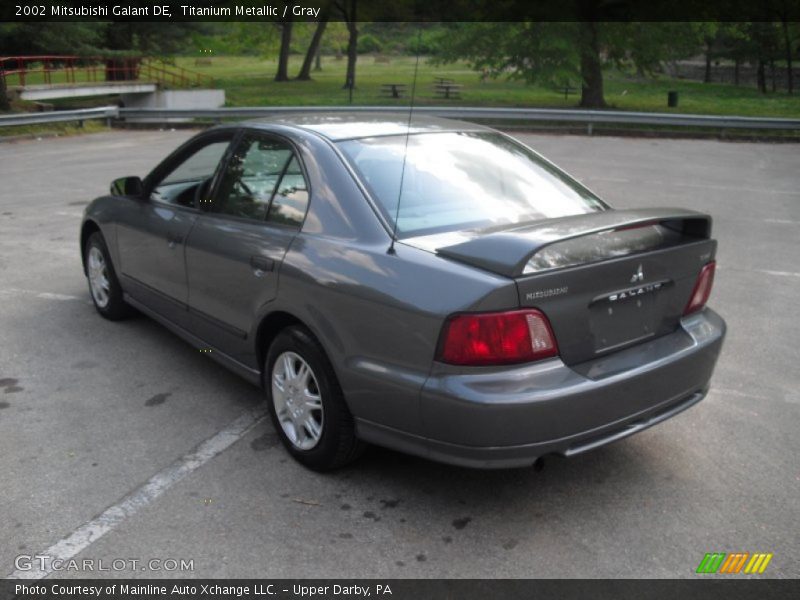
84, 231, 134, 320
265, 326, 364, 470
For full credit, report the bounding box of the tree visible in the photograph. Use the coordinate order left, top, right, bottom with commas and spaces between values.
0, 22, 107, 55
432, 23, 583, 99
433, 22, 697, 108
716, 23, 751, 86
296, 7, 330, 80
693, 23, 720, 83
775, 4, 798, 94
0, 73, 9, 112
780, 19, 794, 94
274, 20, 294, 82
578, 21, 605, 107
334, 0, 358, 90
748, 22, 782, 93
104, 23, 205, 55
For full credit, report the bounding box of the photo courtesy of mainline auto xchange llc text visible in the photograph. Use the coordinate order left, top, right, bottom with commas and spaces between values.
12, 583, 391, 597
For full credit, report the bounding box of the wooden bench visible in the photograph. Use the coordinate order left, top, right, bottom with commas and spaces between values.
380, 83, 407, 99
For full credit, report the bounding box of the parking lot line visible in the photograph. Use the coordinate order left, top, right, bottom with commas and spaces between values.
7, 406, 268, 580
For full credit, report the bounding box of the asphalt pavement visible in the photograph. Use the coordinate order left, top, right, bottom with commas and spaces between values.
0, 129, 798, 579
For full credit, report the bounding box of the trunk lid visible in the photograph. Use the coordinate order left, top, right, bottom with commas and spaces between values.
433, 208, 717, 365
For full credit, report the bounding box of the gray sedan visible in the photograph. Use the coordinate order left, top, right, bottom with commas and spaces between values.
80, 114, 725, 470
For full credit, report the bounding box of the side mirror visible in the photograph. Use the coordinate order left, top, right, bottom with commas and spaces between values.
110, 176, 144, 197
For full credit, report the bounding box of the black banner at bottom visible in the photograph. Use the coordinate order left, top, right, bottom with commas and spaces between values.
2, 579, 799, 600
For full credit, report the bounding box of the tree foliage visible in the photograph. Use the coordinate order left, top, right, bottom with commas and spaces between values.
0, 22, 207, 57
432, 22, 700, 108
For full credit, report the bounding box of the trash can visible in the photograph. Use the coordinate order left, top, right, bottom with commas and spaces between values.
667, 91, 679, 107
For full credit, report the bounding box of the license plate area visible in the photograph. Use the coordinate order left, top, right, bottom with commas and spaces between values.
590, 289, 660, 354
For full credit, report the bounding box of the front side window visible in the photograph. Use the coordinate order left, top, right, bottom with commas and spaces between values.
337, 132, 606, 238
215, 135, 309, 227
150, 140, 231, 207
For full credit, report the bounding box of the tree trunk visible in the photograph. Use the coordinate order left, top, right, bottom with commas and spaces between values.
343, 4, 358, 90
0, 70, 9, 112
704, 40, 713, 83
734, 59, 740, 86
770, 59, 776, 92
274, 21, 293, 82
757, 59, 766, 93
314, 49, 322, 71
296, 15, 329, 80
781, 16, 793, 95
578, 21, 606, 108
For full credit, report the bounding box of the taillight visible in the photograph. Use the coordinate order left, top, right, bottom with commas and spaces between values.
684, 261, 716, 315
437, 309, 559, 366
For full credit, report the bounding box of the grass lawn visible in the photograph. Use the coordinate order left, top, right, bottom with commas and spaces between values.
173, 55, 800, 118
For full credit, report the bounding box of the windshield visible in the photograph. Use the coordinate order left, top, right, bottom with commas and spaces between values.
337, 132, 606, 238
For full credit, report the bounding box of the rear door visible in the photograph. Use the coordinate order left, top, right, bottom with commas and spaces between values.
184, 132, 311, 365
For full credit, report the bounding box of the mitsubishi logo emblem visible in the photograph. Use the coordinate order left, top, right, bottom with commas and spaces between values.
631, 264, 644, 283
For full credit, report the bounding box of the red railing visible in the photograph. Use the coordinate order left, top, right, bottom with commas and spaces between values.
0, 55, 213, 88
139, 59, 214, 88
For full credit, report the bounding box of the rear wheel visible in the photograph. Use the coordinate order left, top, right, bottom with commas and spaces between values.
84, 231, 134, 320
265, 326, 364, 470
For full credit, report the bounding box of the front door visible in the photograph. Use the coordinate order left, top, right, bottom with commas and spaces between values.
115, 132, 235, 328
185, 132, 311, 365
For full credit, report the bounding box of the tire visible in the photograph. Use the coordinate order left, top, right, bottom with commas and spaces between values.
84, 231, 134, 321
265, 326, 364, 471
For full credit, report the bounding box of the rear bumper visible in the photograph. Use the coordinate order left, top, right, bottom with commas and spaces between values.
357, 308, 725, 468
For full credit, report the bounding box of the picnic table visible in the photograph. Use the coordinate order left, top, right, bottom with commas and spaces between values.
380, 83, 407, 99
433, 82, 463, 99
558, 84, 578, 100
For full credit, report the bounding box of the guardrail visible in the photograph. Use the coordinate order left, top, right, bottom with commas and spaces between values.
2, 105, 799, 132
119, 106, 800, 131
0, 106, 119, 127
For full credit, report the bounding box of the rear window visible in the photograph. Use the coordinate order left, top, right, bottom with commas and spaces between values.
337, 132, 605, 237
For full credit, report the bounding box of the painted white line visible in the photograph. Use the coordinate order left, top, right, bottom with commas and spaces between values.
0, 288, 84, 302
710, 388, 770, 401
721, 268, 800, 279
757, 269, 800, 278
7, 406, 267, 580
36, 292, 84, 301
591, 176, 631, 183
669, 181, 800, 196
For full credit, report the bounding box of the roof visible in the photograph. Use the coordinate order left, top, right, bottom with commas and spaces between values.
243, 112, 491, 141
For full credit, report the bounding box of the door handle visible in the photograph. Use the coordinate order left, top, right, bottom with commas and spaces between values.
250, 255, 274, 276
166, 232, 183, 248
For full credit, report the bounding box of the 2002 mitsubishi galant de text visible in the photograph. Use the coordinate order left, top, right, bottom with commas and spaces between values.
80, 114, 726, 470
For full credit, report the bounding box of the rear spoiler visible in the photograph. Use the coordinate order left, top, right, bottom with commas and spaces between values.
435, 208, 712, 277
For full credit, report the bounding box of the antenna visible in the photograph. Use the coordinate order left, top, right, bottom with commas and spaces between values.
388, 27, 422, 255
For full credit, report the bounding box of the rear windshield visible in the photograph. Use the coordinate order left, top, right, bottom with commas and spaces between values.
337, 132, 605, 237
